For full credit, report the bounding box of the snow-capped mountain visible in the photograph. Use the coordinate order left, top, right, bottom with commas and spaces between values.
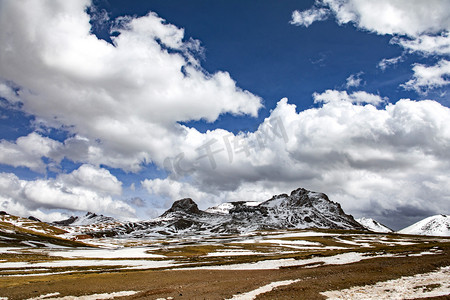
356, 217, 393, 233
398, 215, 450, 237
86, 188, 366, 238
53, 212, 117, 226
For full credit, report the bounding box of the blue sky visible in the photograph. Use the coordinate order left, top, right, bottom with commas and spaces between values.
0, 0, 449, 229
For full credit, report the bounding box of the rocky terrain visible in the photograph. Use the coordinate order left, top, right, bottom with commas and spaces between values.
80, 188, 366, 238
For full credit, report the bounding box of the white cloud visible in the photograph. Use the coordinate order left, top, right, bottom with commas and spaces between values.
377, 55, 405, 71
322, 0, 450, 37
291, 0, 450, 37
58, 164, 122, 196
0, 81, 20, 104
0, 0, 262, 172
0, 164, 133, 221
142, 177, 283, 210
345, 72, 364, 88
393, 32, 450, 56
290, 7, 330, 27
313, 90, 387, 106
402, 60, 450, 94
0, 133, 62, 172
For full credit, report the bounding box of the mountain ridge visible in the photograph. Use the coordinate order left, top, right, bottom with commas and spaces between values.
53, 212, 117, 226
80, 187, 366, 238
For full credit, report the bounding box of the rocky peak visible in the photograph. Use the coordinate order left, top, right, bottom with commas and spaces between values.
290, 187, 307, 196
86, 212, 98, 219
163, 198, 201, 215
53, 216, 78, 226
28, 216, 41, 222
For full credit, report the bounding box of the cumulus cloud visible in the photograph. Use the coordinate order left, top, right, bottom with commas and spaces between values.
392, 32, 450, 56
142, 177, 285, 211
291, 0, 450, 93
320, 0, 450, 37
313, 90, 386, 106
402, 60, 450, 94
0, 133, 62, 172
0, 0, 262, 172
0, 164, 133, 221
58, 164, 123, 196
290, 7, 329, 27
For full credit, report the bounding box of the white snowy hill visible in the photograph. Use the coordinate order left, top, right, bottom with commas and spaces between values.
356, 217, 393, 233
398, 215, 450, 237
53, 212, 117, 226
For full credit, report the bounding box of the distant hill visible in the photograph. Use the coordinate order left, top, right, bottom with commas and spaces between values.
53, 212, 117, 226
0, 212, 88, 247
398, 215, 450, 237
356, 217, 393, 233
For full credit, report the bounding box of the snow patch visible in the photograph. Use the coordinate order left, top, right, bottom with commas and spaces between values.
180, 252, 400, 270
0, 259, 176, 271
25, 291, 139, 300
322, 266, 450, 299
235, 238, 320, 246
206, 250, 264, 257
228, 279, 300, 300
205, 203, 235, 214
47, 247, 165, 259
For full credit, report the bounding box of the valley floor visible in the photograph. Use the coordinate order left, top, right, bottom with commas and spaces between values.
1, 229, 449, 299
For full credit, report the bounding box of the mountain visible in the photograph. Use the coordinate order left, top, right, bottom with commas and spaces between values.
356, 217, 393, 233
0, 212, 87, 247
398, 214, 450, 237
87, 188, 366, 238
53, 212, 117, 226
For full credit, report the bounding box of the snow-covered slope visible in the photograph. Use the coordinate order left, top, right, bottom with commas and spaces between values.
398, 215, 450, 237
205, 201, 261, 214
53, 212, 117, 226
0, 212, 67, 236
86, 188, 366, 238
0, 212, 90, 247
356, 217, 393, 233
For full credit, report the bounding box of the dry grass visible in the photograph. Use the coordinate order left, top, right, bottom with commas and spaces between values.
1, 243, 448, 300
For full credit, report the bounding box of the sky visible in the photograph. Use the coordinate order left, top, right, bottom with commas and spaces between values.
0, 0, 449, 230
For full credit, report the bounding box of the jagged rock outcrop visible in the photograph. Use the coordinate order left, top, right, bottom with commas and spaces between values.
53, 216, 79, 226
28, 216, 42, 222
161, 198, 202, 216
